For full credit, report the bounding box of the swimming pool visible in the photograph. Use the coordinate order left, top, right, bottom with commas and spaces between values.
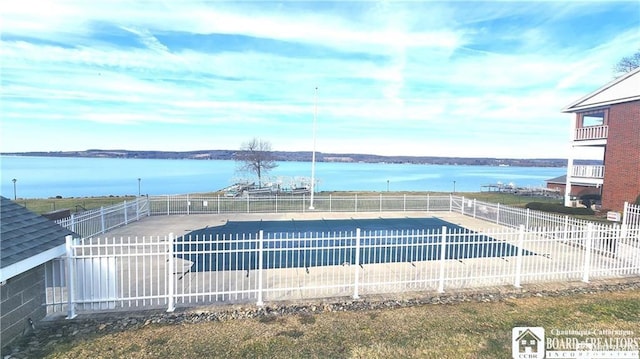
175, 217, 534, 272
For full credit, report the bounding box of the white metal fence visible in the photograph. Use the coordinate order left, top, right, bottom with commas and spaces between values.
56, 197, 149, 239
451, 196, 597, 230
46, 195, 640, 316
46, 222, 640, 316
623, 202, 640, 228
147, 193, 452, 215
55, 194, 629, 240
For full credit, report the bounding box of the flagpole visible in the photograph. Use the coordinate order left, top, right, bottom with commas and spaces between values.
309, 86, 317, 210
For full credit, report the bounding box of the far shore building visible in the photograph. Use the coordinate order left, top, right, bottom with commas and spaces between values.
561, 67, 640, 212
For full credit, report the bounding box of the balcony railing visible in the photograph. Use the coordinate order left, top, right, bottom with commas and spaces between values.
572, 165, 605, 179
575, 125, 608, 141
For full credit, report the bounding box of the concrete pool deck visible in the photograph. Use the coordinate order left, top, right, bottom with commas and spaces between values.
103, 211, 506, 238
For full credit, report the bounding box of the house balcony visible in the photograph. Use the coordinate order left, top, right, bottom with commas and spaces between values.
574, 125, 608, 142
570, 165, 604, 185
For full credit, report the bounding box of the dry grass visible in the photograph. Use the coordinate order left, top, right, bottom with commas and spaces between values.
18, 191, 557, 215
44, 290, 639, 359
14, 196, 137, 214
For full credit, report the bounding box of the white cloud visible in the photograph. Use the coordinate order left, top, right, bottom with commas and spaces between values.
1, 1, 637, 159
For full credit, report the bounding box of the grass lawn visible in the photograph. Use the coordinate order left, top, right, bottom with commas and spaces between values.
13, 196, 138, 214
42, 289, 639, 359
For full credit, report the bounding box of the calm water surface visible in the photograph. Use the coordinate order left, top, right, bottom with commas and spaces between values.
0, 156, 566, 199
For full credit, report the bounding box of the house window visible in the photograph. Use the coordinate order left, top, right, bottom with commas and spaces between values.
581, 110, 607, 127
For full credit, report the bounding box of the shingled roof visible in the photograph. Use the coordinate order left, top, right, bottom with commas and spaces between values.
0, 196, 76, 282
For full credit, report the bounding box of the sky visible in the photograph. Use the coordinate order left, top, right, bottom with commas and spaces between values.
1, 1, 638, 159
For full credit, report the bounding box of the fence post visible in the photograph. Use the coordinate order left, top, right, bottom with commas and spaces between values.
167, 233, 175, 312
525, 208, 530, 230
355, 194, 358, 212
353, 228, 361, 299
167, 195, 170, 216
496, 203, 500, 224
622, 201, 629, 227
71, 213, 76, 233
100, 206, 106, 234
514, 225, 525, 288
257, 230, 264, 306
124, 200, 128, 225
438, 226, 447, 293
620, 222, 628, 243
473, 199, 477, 218
144, 196, 149, 216
461, 196, 465, 216
65, 235, 77, 319
329, 194, 332, 212
426, 194, 430, 212
582, 223, 593, 283
186, 194, 190, 215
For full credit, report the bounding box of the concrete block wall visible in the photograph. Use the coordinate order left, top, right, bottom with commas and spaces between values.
602, 100, 640, 211
1, 265, 47, 349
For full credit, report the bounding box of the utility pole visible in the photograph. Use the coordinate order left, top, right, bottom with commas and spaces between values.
309, 86, 318, 210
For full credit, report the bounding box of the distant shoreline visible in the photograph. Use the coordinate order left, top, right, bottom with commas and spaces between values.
0, 149, 599, 167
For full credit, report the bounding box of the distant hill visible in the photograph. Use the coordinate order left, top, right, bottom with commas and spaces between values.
1, 149, 602, 167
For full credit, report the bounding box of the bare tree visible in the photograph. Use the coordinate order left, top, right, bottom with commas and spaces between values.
614, 49, 640, 74
233, 138, 278, 188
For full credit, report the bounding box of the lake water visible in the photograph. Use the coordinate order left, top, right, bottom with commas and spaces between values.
0, 156, 566, 199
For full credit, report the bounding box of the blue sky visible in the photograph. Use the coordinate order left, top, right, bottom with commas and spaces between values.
1, 1, 638, 158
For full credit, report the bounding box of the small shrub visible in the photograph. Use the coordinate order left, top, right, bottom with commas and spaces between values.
579, 194, 601, 208
525, 202, 594, 215
635, 194, 640, 205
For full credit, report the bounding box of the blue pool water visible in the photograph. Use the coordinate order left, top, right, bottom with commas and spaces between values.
175, 218, 534, 272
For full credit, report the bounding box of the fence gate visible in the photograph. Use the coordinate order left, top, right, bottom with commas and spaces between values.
136, 197, 150, 217
75, 257, 117, 310
45, 254, 118, 315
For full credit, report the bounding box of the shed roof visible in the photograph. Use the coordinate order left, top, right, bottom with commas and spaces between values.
0, 196, 76, 281
545, 175, 600, 188
562, 67, 640, 113
546, 175, 566, 184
